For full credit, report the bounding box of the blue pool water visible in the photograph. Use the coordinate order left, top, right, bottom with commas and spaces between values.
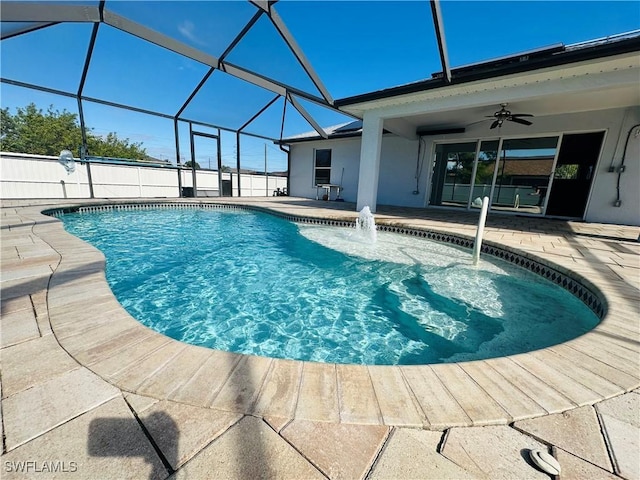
61, 207, 599, 365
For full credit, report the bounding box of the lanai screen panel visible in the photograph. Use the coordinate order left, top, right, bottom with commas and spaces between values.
1, 22, 92, 93
275, 1, 443, 98
223, 13, 322, 98
83, 25, 210, 114
180, 70, 281, 131
105, 0, 258, 59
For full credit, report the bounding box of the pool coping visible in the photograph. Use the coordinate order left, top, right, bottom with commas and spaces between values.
9, 198, 640, 429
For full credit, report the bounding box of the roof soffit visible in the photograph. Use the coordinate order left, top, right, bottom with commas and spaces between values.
339, 52, 640, 119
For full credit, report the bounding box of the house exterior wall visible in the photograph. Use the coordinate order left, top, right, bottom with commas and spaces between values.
289, 138, 362, 202
288, 106, 640, 226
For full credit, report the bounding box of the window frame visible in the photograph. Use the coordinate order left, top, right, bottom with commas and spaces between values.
313, 148, 332, 186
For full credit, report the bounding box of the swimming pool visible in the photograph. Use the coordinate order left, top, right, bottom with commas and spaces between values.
60, 205, 600, 365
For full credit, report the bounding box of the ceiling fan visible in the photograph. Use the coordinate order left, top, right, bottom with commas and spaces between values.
486, 103, 534, 129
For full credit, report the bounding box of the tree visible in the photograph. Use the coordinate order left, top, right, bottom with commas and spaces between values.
0, 103, 146, 159
183, 161, 201, 169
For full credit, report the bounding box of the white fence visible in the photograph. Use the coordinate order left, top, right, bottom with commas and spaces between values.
0, 152, 287, 199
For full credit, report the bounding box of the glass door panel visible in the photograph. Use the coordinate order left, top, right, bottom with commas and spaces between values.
491, 137, 558, 214
429, 142, 477, 208
470, 140, 499, 208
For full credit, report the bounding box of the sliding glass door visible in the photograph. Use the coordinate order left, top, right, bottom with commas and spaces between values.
470, 140, 499, 208
491, 137, 558, 214
429, 136, 560, 215
429, 142, 477, 208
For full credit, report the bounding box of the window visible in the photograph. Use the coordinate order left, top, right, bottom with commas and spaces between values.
314, 149, 331, 185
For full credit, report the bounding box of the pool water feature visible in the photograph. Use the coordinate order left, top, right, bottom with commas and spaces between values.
61, 206, 600, 365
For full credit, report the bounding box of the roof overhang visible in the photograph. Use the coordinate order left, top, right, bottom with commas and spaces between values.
335, 33, 640, 112
337, 49, 639, 140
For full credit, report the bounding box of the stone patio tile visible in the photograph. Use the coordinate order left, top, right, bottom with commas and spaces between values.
15, 244, 60, 261
124, 393, 159, 414
252, 358, 302, 418
610, 264, 640, 284
567, 336, 640, 378
48, 282, 113, 309
170, 416, 324, 480
109, 341, 187, 390
295, 361, 339, 423
368, 366, 425, 427
3, 367, 120, 450
0, 294, 31, 315
88, 333, 173, 379
538, 348, 627, 399
264, 416, 291, 433
593, 322, 640, 346
596, 393, 640, 479
69, 325, 156, 365
0, 306, 40, 348
49, 295, 124, 330
600, 414, 639, 479
210, 354, 272, 413
136, 345, 214, 399
484, 357, 575, 414
30, 290, 52, 335
460, 360, 547, 421
1, 334, 79, 398
432, 363, 510, 426
554, 448, 618, 480
514, 406, 613, 471
170, 349, 241, 407
0, 263, 52, 283
281, 419, 389, 480
0, 396, 167, 480
138, 400, 242, 470
336, 364, 382, 425
1, 246, 20, 263
0, 379, 3, 448
401, 366, 472, 428
596, 392, 640, 427
441, 425, 549, 479
510, 352, 602, 406
550, 343, 640, 390
369, 428, 477, 480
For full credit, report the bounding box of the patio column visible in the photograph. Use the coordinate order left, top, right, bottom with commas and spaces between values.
356, 113, 384, 213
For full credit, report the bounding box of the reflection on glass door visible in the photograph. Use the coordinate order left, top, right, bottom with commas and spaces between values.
491, 137, 559, 214
429, 142, 477, 208
470, 140, 499, 208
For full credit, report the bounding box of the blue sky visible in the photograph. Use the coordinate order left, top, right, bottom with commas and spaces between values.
1, 0, 638, 170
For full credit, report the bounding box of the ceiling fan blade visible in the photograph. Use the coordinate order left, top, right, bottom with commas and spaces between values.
509, 117, 533, 126
490, 120, 501, 129
511, 113, 534, 118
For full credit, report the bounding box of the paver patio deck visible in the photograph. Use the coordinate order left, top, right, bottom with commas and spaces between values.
1, 197, 638, 479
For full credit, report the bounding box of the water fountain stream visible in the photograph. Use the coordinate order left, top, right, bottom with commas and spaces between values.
354, 206, 377, 243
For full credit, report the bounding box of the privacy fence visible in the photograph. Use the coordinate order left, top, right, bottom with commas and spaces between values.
0, 152, 287, 199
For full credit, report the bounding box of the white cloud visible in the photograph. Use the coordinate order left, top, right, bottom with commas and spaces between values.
177, 20, 207, 46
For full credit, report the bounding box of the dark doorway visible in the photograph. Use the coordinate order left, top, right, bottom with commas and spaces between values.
546, 132, 605, 218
